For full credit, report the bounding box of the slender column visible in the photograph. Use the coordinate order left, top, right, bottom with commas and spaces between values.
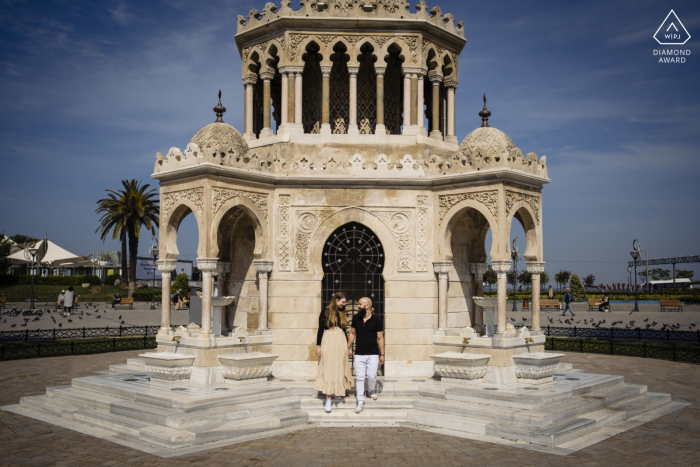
410, 74, 418, 126
295, 71, 303, 127
445, 80, 458, 144
348, 66, 359, 135
288, 72, 295, 124
417, 70, 426, 134
243, 77, 257, 140
375, 68, 385, 135
157, 260, 177, 335
197, 259, 218, 338
429, 74, 443, 140
280, 71, 288, 127
217, 262, 232, 334
492, 260, 512, 335
253, 260, 274, 333
433, 262, 453, 332
527, 262, 546, 332
470, 263, 488, 330
260, 71, 274, 138
321, 66, 332, 134
402, 71, 411, 131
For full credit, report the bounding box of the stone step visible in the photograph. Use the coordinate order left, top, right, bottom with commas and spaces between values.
108, 364, 144, 374
610, 392, 672, 418
49, 386, 123, 412
72, 408, 154, 440
307, 409, 408, 424
485, 407, 626, 447
190, 411, 308, 445
20, 395, 81, 420
300, 396, 413, 411
408, 409, 491, 435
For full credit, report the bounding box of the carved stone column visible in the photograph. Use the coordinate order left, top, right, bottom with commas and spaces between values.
197, 258, 218, 338
348, 66, 359, 135
470, 263, 488, 331
428, 74, 443, 140
260, 71, 275, 138
253, 260, 274, 333
295, 70, 303, 128
280, 71, 288, 128
492, 260, 512, 335
321, 66, 332, 135
243, 77, 257, 141
157, 260, 177, 336
375, 68, 386, 135
287, 72, 295, 124
445, 79, 458, 144
402, 70, 411, 132
417, 69, 427, 135
217, 262, 232, 334
433, 261, 453, 332
527, 262, 546, 332
410, 73, 418, 126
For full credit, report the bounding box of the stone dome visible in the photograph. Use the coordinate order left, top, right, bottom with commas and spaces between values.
190, 122, 248, 158
459, 126, 515, 158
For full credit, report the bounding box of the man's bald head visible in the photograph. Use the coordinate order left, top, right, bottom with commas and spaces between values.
359, 297, 373, 309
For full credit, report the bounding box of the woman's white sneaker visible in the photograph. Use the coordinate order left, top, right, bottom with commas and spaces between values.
325, 400, 332, 413
370, 391, 378, 400
355, 401, 364, 413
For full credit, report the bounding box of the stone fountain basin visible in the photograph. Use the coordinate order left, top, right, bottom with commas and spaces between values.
431, 352, 491, 367
473, 296, 497, 308
512, 352, 564, 367
211, 296, 235, 307
218, 352, 278, 368
139, 352, 196, 368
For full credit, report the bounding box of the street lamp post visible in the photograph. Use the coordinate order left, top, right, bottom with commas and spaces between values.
511, 238, 519, 312
630, 239, 641, 313
24, 242, 39, 310
149, 237, 159, 311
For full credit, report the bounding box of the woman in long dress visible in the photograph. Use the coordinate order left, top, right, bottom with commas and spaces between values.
314, 292, 354, 413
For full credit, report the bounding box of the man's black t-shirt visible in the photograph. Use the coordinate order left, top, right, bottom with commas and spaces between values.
351, 312, 383, 356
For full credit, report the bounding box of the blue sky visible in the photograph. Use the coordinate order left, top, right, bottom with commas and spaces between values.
1, 0, 699, 285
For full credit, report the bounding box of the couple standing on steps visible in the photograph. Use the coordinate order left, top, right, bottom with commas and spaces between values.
314, 292, 385, 414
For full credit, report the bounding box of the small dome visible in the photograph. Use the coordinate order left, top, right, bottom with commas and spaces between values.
459, 126, 515, 157
190, 122, 248, 157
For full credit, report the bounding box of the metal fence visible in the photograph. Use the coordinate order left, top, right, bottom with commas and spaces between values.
540, 325, 700, 343
0, 336, 157, 362
545, 337, 700, 364
0, 325, 184, 343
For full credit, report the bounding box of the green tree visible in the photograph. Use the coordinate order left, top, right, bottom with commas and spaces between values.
540, 271, 550, 288
96, 180, 159, 298
172, 273, 189, 296
569, 274, 586, 301
583, 274, 596, 288
518, 271, 532, 289
677, 269, 695, 280
96, 187, 130, 284
9, 234, 37, 245
554, 270, 571, 291
649, 268, 671, 281
484, 264, 497, 290
0, 235, 12, 274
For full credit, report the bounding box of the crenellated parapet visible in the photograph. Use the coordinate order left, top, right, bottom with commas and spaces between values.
236, 1, 465, 38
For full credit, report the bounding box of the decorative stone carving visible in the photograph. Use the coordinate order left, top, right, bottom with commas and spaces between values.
218, 352, 278, 381
431, 352, 490, 381
416, 195, 428, 271
438, 191, 498, 222
433, 261, 452, 278
295, 230, 311, 271
297, 212, 319, 232
253, 260, 274, 277
396, 233, 412, 272
278, 195, 291, 271
491, 260, 511, 277
139, 352, 195, 381
157, 260, 177, 273
513, 353, 564, 384
162, 188, 204, 219
469, 262, 488, 277
526, 261, 545, 274
506, 190, 540, 224
212, 187, 269, 218
373, 210, 413, 272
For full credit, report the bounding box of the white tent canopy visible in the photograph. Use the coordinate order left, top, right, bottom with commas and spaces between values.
8, 240, 90, 266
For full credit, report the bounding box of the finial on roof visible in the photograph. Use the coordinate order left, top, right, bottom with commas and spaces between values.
479, 94, 491, 128
213, 90, 226, 123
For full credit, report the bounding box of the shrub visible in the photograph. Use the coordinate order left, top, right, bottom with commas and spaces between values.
104, 274, 121, 286
569, 274, 586, 302
172, 273, 189, 296
132, 288, 162, 301
18, 275, 102, 286
0, 274, 19, 285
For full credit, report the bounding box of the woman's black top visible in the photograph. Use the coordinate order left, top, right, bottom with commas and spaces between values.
317, 309, 348, 346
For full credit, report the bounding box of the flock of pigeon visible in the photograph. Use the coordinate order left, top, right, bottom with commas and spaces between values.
1, 303, 129, 329
531, 315, 698, 331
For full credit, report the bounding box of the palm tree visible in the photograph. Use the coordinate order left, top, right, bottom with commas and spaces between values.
96, 189, 130, 282
96, 180, 159, 297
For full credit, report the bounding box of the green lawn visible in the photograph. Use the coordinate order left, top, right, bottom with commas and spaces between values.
0, 335, 157, 361
546, 336, 700, 364
0, 284, 150, 302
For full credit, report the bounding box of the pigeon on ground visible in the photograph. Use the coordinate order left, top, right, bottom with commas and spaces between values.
118, 316, 122, 320
58, 323, 62, 327
10, 324, 16, 328
644, 318, 649, 322
522, 317, 527, 321
121, 320, 125, 325
96, 315, 101, 319
68, 319, 72, 323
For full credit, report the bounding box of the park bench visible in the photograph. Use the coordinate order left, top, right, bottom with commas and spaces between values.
540, 299, 560, 310
588, 299, 610, 312
113, 298, 134, 310
0, 297, 5, 310
660, 300, 683, 312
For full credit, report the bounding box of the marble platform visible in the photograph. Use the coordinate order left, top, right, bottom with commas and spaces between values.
1, 359, 688, 458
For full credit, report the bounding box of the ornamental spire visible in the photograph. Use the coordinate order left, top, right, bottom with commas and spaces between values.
213, 89, 226, 123
479, 94, 491, 128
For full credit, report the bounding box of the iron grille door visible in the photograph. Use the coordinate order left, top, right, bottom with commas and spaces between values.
321, 222, 385, 375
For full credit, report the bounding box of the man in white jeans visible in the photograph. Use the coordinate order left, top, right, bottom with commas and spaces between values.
347, 297, 385, 414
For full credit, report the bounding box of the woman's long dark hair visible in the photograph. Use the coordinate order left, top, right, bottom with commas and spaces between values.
325, 292, 348, 329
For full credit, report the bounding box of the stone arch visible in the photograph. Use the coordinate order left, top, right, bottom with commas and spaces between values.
380, 41, 407, 67
324, 36, 354, 67
301, 41, 323, 133
245, 49, 263, 77
440, 51, 456, 81
329, 41, 350, 134
439, 199, 499, 262
296, 37, 324, 65
505, 201, 541, 262
210, 197, 267, 260
423, 43, 442, 73
308, 207, 401, 276
162, 199, 204, 260
261, 39, 283, 74
353, 37, 381, 63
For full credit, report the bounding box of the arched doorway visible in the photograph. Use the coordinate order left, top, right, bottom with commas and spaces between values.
321, 222, 384, 374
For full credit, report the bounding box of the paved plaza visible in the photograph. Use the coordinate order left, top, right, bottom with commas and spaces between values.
0, 350, 697, 466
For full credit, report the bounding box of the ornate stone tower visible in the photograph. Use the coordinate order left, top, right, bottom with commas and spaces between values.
153, 1, 550, 379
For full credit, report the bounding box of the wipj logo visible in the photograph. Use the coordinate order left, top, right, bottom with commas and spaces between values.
654, 10, 690, 45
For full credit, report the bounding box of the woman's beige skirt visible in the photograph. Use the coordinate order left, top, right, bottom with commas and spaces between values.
314, 327, 354, 396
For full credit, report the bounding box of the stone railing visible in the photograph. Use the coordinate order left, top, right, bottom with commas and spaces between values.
154, 143, 548, 179
237, 1, 464, 38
